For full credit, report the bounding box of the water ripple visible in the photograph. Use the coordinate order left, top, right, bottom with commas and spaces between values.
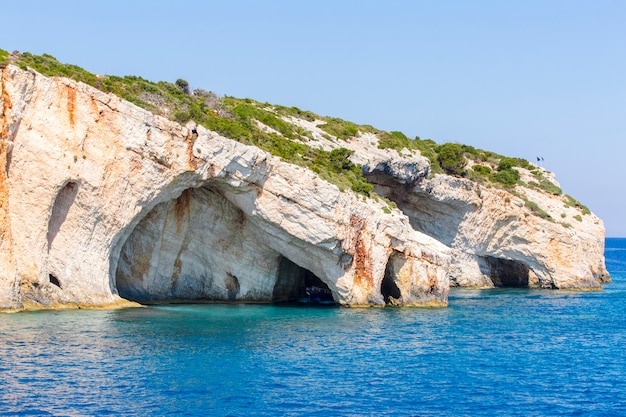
2, 248, 626, 416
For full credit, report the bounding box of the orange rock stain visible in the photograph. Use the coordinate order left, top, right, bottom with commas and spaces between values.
66, 86, 76, 129
349, 215, 374, 290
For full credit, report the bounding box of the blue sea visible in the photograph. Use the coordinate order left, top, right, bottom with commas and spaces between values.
2, 239, 626, 416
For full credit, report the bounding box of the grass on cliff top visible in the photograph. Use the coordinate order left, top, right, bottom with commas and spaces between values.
11, 51, 373, 196
8, 50, 586, 213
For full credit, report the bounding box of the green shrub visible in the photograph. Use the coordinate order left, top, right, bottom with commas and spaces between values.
574, 214, 583, 222
351, 179, 374, 195
378, 131, 410, 149
530, 169, 563, 195
175, 78, 190, 94
491, 156, 522, 187
231, 103, 296, 138
328, 148, 355, 172
273, 105, 318, 122
497, 157, 515, 171
461, 145, 502, 164
564, 195, 577, 207
10, 50, 581, 202
539, 180, 562, 195
564, 194, 591, 214
472, 165, 492, 175
318, 118, 359, 140
18, 52, 103, 88
461, 145, 479, 160
511, 158, 533, 170
377, 134, 441, 173
493, 168, 519, 186
437, 143, 466, 176
525, 199, 553, 221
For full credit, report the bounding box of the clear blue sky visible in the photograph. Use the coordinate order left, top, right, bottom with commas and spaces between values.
4, 0, 625, 236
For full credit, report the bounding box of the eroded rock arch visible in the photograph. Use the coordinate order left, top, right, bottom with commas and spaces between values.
114, 184, 339, 304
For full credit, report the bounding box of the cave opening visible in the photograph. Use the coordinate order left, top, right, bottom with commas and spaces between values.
484, 256, 530, 287
381, 260, 401, 304
272, 257, 335, 305
114, 185, 337, 305
48, 274, 61, 288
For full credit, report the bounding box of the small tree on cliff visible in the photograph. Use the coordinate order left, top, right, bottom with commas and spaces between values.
175, 78, 190, 94
329, 147, 355, 172
493, 158, 520, 186
437, 143, 466, 176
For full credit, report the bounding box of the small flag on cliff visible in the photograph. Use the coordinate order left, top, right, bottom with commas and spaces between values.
537, 156, 545, 167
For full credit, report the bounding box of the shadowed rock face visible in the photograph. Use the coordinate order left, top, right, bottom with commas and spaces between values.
272, 257, 331, 303
0, 65, 450, 310
481, 256, 530, 288
381, 260, 402, 304
272, 257, 307, 303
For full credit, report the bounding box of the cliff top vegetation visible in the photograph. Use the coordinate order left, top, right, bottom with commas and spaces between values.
1, 49, 590, 215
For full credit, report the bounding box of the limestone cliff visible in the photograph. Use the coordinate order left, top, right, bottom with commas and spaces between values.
369, 172, 609, 289
0, 61, 609, 311
0, 65, 449, 310
280, 114, 609, 290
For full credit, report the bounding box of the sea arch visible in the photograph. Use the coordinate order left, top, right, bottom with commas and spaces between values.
111, 179, 339, 304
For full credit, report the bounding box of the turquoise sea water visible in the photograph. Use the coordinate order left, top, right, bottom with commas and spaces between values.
2, 239, 626, 416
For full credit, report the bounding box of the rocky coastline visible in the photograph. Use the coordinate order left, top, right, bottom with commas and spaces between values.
0, 64, 609, 311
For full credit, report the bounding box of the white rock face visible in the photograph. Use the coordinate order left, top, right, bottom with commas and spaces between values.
0, 66, 450, 310
0, 64, 609, 311
369, 170, 609, 289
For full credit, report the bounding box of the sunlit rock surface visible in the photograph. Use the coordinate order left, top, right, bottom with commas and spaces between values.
366, 163, 609, 290
289, 117, 609, 290
0, 65, 450, 310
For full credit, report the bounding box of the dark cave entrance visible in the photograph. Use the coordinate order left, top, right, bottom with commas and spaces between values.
48, 274, 61, 288
483, 256, 530, 287
381, 260, 401, 304
272, 257, 335, 305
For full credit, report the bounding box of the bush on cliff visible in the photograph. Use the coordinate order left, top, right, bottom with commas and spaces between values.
377, 131, 411, 149
318, 118, 359, 140
472, 165, 492, 176
175, 78, 190, 94
493, 168, 520, 186
491, 157, 521, 186
273, 105, 317, 122
8, 50, 580, 208
329, 148, 356, 172
436, 143, 466, 176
